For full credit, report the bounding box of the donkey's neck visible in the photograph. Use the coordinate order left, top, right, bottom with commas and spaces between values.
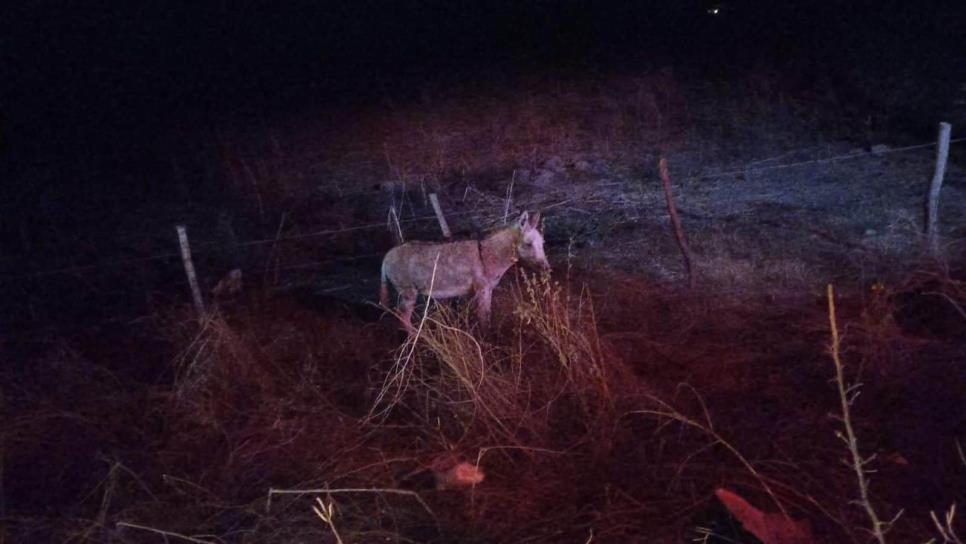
479, 228, 520, 285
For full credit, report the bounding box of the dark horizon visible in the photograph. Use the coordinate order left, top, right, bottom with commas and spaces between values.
6, 1, 965, 152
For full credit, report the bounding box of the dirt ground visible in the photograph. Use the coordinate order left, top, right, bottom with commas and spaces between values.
3, 71, 965, 543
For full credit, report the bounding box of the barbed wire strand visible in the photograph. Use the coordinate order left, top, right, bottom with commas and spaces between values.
689, 136, 966, 181
0, 209, 487, 283
3, 136, 964, 283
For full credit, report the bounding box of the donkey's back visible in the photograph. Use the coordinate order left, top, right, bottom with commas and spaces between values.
380, 240, 484, 305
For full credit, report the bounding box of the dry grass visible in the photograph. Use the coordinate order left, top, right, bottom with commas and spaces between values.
6, 68, 966, 542
4, 268, 965, 542
369, 301, 523, 443
512, 271, 615, 425
370, 271, 618, 450
214, 72, 683, 206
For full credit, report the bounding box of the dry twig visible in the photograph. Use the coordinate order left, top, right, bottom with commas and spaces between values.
827, 284, 900, 544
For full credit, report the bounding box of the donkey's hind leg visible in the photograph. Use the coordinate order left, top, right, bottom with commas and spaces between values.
397, 288, 418, 333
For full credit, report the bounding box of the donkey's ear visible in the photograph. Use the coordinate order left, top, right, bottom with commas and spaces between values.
529, 211, 541, 228
517, 211, 530, 229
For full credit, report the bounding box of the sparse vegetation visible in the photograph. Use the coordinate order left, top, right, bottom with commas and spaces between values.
3, 68, 965, 543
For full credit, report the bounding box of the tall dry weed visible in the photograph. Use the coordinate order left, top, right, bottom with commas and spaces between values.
367, 268, 622, 461
512, 271, 614, 424
369, 302, 522, 444
169, 310, 270, 425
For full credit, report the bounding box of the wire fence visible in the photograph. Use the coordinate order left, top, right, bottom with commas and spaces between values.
2, 134, 963, 287
689, 136, 966, 181
0, 208, 483, 283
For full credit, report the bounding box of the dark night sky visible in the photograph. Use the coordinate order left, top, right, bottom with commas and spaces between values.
2, 1, 965, 184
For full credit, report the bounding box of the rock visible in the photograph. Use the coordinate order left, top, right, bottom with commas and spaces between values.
377, 180, 402, 193
513, 169, 531, 182
715, 488, 812, 544
532, 169, 557, 187
434, 462, 485, 489
212, 269, 243, 297
544, 156, 566, 173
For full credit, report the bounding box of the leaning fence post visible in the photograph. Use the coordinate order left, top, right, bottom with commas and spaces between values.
387, 205, 404, 244
658, 157, 696, 290
926, 122, 952, 258
176, 225, 206, 319
428, 193, 452, 239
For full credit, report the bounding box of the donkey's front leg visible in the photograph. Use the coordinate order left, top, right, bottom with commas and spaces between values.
474, 286, 493, 331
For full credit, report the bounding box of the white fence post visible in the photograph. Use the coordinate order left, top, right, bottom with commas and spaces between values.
387, 205, 404, 244
926, 122, 951, 258
176, 225, 206, 318
428, 193, 452, 239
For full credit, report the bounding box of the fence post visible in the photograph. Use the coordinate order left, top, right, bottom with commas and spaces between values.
176, 225, 206, 319
926, 122, 952, 258
503, 171, 516, 224
659, 157, 696, 290
428, 193, 452, 239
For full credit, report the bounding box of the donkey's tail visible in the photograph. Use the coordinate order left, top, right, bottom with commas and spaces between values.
379, 259, 390, 307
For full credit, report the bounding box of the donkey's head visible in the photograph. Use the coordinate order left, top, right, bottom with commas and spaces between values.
514, 211, 551, 271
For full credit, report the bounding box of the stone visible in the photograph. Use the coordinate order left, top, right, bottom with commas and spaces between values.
544, 156, 566, 173
871, 144, 890, 155
532, 169, 557, 187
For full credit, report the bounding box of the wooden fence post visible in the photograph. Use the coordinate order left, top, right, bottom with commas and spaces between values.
428, 193, 452, 239
659, 157, 696, 290
176, 225, 206, 319
926, 122, 952, 257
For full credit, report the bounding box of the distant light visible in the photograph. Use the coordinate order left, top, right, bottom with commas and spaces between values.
707, 7, 721, 15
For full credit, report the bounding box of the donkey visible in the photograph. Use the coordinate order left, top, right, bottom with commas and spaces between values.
380, 211, 550, 331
